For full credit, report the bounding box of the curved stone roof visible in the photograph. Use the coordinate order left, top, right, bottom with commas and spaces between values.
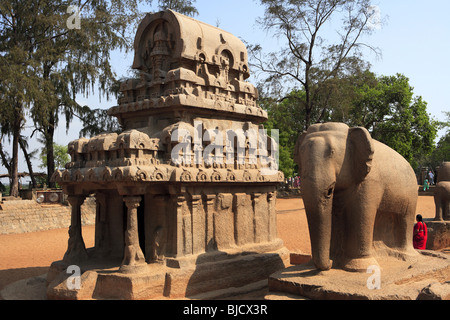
132, 9, 250, 79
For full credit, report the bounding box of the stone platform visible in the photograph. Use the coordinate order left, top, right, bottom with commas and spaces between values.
267, 251, 450, 300
46, 241, 289, 300
426, 220, 450, 251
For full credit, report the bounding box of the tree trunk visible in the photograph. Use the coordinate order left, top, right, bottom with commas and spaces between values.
45, 108, 57, 188
19, 138, 37, 189
10, 106, 21, 197
46, 126, 56, 188
0, 139, 12, 177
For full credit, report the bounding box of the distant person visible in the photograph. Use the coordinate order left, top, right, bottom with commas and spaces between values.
423, 178, 430, 191
293, 176, 299, 188
428, 171, 434, 185
413, 214, 427, 250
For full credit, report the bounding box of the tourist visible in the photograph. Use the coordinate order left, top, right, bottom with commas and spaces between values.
293, 176, 299, 188
423, 178, 429, 191
413, 214, 427, 250
428, 171, 434, 185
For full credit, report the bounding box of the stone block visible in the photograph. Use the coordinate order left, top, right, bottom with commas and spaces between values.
426, 220, 450, 250
268, 251, 450, 300
417, 282, 450, 300
290, 252, 312, 265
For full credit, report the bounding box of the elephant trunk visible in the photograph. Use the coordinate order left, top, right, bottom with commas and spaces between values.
306, 204, 333, 271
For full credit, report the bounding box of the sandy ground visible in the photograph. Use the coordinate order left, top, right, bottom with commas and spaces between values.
0, 195, 438, 295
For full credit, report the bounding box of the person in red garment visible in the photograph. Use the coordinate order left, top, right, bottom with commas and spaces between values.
413, 214, 428, 250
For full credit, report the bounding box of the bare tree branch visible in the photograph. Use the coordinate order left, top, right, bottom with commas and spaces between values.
250, 0, 380, 129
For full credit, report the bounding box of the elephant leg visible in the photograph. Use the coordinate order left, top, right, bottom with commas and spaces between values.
397, 211, 419, 256
434, 196, 443, 221
343, 200, 379, 272
444, 200, 450, 221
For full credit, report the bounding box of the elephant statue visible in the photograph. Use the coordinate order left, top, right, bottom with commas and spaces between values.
294, 123, 418, 272
434, 162, 450, 221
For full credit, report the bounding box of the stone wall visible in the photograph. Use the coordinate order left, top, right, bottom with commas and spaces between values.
426, 220, 450, 251
0, 198, 96, 235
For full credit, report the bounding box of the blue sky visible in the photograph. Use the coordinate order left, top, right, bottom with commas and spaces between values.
78, 0, 450, 134
5, 0, 450, 175
194, 0, 450, 128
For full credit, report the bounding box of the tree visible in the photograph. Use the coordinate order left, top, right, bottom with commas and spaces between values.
428, 112, 450, 168
1, 1, 200, 189
19, 136, 39, 188
250, 0, 380, 130
262, 71, 438, 174
261, 90, 305, 177
348, 73, 437, 169
431, 134, 450, 167
158, 0, 198, 15
25, 1, 148, 188
39, 143, 70, 171
2, 3, 47, 193
78, 106, 122, 138
0, 1, 42, 196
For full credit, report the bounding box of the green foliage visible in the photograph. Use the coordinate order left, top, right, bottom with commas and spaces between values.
158, 0, 198, 16
347, 73, 438, 169
78, 105, 121, 138
39, 143, 70, 171
427, 112, 450, 167
251, 0, 379, 130
0, 0, 200, 190
263, 71, 439, 174
431, 133, 450, 166
0, 0, 201, 191
261, 91, 306, 177
0, 0, 145, 188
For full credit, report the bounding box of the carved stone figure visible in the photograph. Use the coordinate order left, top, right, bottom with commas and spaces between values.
434, 162, 450, 221
47, 10, 288, 300
294, 123, 418, 272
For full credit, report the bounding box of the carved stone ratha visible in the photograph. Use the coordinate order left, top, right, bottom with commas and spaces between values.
47, 10, 288, 300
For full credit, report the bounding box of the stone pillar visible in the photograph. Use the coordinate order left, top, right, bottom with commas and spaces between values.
215, 193, 234, 249
234, 193, 253, 246
191, 194, 205, 254
95, 192, 110, 256
268, 192, 277, 241
120, 196, 147, 273
63, 195, 88, 264
204, 194, 216, 251
253, 192, 268, 243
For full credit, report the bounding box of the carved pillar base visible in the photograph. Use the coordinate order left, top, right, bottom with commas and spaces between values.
120, 196, 147, 273
63, 195, 88, 264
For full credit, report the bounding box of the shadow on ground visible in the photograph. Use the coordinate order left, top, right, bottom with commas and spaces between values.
0, 267, 48, 292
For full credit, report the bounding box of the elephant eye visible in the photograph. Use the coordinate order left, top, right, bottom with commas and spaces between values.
325, 184, 335, 199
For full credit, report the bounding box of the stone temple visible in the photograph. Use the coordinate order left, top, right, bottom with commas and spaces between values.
47, 10, 289, 299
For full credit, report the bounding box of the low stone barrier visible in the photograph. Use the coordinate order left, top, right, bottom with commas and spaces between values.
425, 219, 450, 250
0, 198, 96, 235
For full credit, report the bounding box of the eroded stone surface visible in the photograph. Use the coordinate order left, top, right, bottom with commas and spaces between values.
48, 10, 287, 300
268, 251, 450, 300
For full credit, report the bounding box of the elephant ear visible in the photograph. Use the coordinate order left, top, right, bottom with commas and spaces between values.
294, 131, 307, 173
348, 127, 375, 183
